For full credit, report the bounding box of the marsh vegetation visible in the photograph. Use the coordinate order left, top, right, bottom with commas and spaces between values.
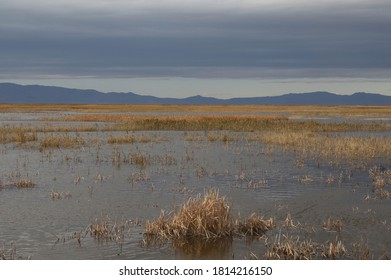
0, 105, 390, 259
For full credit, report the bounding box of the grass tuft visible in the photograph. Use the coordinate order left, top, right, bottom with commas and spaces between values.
145, 189, 274, 244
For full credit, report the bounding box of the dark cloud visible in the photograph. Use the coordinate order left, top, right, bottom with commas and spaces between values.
1, 1, 390, 79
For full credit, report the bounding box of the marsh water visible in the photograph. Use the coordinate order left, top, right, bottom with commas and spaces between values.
1, 112, 391, 259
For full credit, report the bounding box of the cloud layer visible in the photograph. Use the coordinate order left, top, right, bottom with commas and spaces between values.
1, 0, 390, 80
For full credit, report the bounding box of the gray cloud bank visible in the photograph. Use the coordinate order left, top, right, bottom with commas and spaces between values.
1, 0, 390, 80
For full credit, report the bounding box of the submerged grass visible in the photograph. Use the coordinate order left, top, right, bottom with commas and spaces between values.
39, 134, 85, 151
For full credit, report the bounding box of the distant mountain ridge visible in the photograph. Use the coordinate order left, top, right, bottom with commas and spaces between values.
1, 82, 391, 105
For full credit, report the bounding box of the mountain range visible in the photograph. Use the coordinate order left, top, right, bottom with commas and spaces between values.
1, 82, 391, 105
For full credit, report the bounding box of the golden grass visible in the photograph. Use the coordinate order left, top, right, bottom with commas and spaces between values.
39, 134, 85, 151
107, 134, 136, 144
3, 104, 391, 116
261, 131, 391, 162
41, 114, 289, 131
0, 126, 38, 144
144, 189, 275, 244
145, 189, 234, 241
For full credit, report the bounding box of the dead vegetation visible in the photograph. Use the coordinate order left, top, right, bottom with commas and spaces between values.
3, 104, 391, 117
261, 131, 391, 164
265, 234, 317, 260
322, 217, 343, 232
0, 242, 29, 260
39, 134, 85, 151
50, 190, 72, 200
144, 189, 275, 244
2, 179, 36, 189
2, 105, 391, 260
369, 166, 391, 199
235, 213, 275, 237
264, 234, 348, 260
88, 216, 131, 242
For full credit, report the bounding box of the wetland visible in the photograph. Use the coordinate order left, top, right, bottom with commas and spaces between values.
1, 104, 391, 260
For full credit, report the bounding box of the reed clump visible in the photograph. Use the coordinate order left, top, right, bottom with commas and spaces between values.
88, 216, 130, 242
145, 189, 234, 241
145, 189, 275, 244
369, 166, 391, 199
265, 234, 316, 260
235, 213, 275, 237
322, 217, 342, 232
7, 179, 36, 188
50, 190, 72, 200
322, 238, 347, 260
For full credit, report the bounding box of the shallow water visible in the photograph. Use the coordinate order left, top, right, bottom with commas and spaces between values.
1, 112, 391, 260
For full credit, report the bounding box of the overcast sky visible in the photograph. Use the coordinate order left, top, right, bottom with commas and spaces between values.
1, 0, 391, 98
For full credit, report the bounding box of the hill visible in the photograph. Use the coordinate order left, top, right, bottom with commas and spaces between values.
1, 83, 390, 105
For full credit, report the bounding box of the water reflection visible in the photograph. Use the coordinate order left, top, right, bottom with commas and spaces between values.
173, 238, 233, 260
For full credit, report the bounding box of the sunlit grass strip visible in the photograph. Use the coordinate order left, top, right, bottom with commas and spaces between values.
39, 114, 389, 132
261, 131, 391, 161
3, 104, 391, 116
41, 114, 389, 132
41, 114, 288, 131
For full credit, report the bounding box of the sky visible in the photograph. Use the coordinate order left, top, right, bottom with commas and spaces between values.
1, 0, 391, 98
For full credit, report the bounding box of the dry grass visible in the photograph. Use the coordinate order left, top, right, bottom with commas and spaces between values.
130, 153, 150, 168
107, 134, 136, 144
235, 213, 275, 237
322, 217, 343, 232
39, 134, 85, 151
0, 126, 37, 144
145, 189, 234, 241
3, 104, 391, 116
88, 216, 130, 242
264, 234, 348, 260
265, 234, 316, 260
369, 166, 391, 199
42, 114, 288, 132
50, 190, 72, 200
261, 131, 391, 163
322, 238, 347, 259
144, 189, 275, 244
6, 179, 36, 188
0, 243, 28, 260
